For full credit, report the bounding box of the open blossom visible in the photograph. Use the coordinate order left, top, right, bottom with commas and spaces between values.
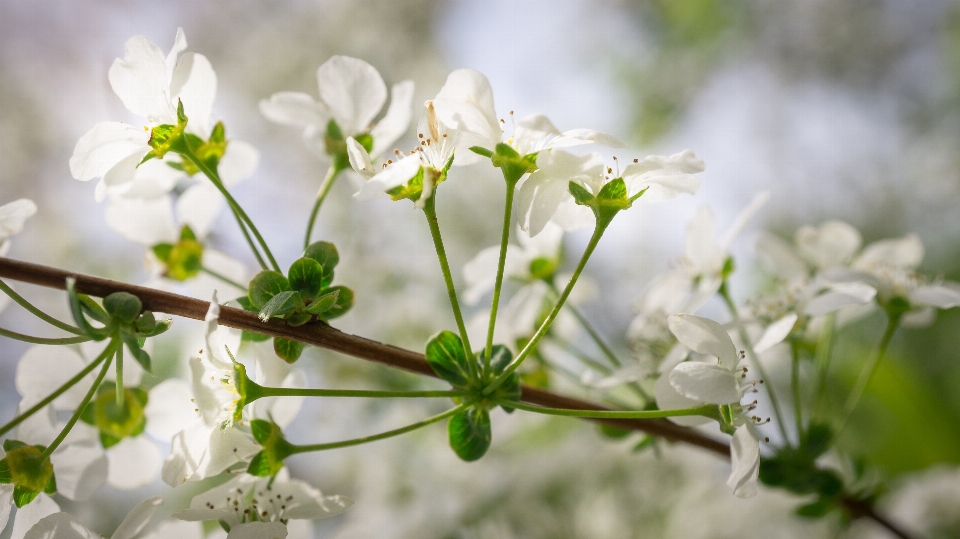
173, 469, 352, 538
655, 314, 780, 498
517, 149, 704, 237
260, 55, 414, 161
70, 28, 217, 199
24, 497, 163, 539
431, 68, 625, 159
162, 294, 305, 487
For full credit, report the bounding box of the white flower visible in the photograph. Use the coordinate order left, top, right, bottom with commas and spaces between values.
162, 294, 305, 486
431, 68, 625, 158
70, 28, 217, 199
23, 496, 163, 539
260, 55, 414, 160
173, 470, 352, 537
0, 198, 37, 257
517, 149, 703, 237
655, 314, 779, 498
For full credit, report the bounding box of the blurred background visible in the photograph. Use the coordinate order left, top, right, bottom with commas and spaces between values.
2, 0, 960, 537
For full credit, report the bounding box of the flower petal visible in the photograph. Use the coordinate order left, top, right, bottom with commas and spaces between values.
433, 68, 502, 150
370, 80, 415, 158
653, 374, 711, 427
855, 234, 924, 271
104, 196, 178, 246
353, 153, 422, 201
162, 420, 210, 487
70, 122, 149, 183
753, 314, 797, 354
259, 92, 330, 128
0, 199, 37, 241
171, 52, 217, 136
911, 284, 960, 309
218, 140, 259, 188
139, 520, 205, 539
12, 494, 60, 539
144, 378, 198, 442
794, 220, 862, 270
756, 233, 808, 282
727, 424, 760, 498
669, 362, 741, 404
667, 314, 738, 366
0, 485, 12, 534
346, 137, 376, 180
317, 56, 386, 136
50, 444, 107, 501
463, 244, 525, 304
21, 511, 95, 539
107, 436, 162, 490
804, 281, 876, 317
112, 497, 163, 539
176, 183, 222, 240
16, 346, 89, 410
109, 35, 176, 123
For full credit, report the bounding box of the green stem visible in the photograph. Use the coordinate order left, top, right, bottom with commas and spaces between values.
502, 401, 718, 420
720, 285, 791, 444
837, 313, 901, 434
115, 345, 124, 407
304, 165, 342, 249
558, 338, 651, 404
181, 145, 281, 272
483, 181, 517, 380
553, 282, 622, 368
0, 344, 113, 438
790, 340, 802, 438
813, 313, 836, 421
485, 223, 606, 394
0, 279, 84, 335
0, 327, 90, 345
422, 195, 477, 381
256, 387, 469, 399
290, 403, 468, 454
38, 340, 118, 460
201, 266, 247, 291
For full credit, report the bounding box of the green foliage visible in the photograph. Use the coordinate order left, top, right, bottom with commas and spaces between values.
0, 442, 56, 507
152, 226, 204, 281
490, 143, 537, 185
247, 420, 294, 477
567, 178, 634, 229
448, 407, 492, 462
274, 338, 306, 363
425, 330, 472, 388
81, 385, 148, 447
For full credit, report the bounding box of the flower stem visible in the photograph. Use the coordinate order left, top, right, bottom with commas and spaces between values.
502, 401, 718, 420
0, 327, 90, 345
0, 278, 84, 335
200, 266, 247, 292
0, 344, 112, 438
255, 387, 470, 399
484, 223, 606, 395
115, 345, 124, 407
304, 165, 342, 250
812, 313, 836, 421
422, 195, 477, 381
482, 181, 517, 380
837, 312, 901, 434
38, 339, 118, 460
719, 284, 791, 444
290, 403, 469, 454
790, 339, 802, 438
557, 290, 623, 368
181, 145, 281, 272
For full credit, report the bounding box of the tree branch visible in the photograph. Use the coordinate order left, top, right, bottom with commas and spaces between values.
0, 257, 913, 539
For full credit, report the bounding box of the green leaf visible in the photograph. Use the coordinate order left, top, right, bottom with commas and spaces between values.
136, 311, 157, 334
796, 499, 835, 518
0, 458, 11, 483
13, 485, 39, 508
66, 280, 109, 341
235, 296, 257, 312
209, 121, 226, 144
568, 181, 595, 206
120, 334, 152, 373
596, 177, 628, 201
3, 440, 27, 452
305, 289, 340, 315
802, 423, 833, 459
469, 146, 494, 158
302, 242, 339, 288
246, 451, 274, 477
488, 345, 521, 411
287, 257, 325, 302
448, 407, 492, 462
140, 317, 172, 338
242, 330, 270, 342
100, 431, 122, 449
148, 123, 182, 158
274, 338, 306, 363
257, 290, 304, 321
286, 313, 312, 327
78, 295, 110, 324
425, 331, 472, 388
598, 423, 632, 439
152, 243, 174, 263
250, 419, 272, 444
320, 286, 353, 320
248, 271, 291, 310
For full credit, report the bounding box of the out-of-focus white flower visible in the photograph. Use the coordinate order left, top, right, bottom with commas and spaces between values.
162, 294, 305, 486
260, 55, 414, 161
431, 68, 625, 159
655, 314, 779, 498
463, 222, 564, 305
173, 469, 352, 538
70, 28, 217, 199
0, 198, 37, 257
517, 150, 703, 237
23, 496, 163, 539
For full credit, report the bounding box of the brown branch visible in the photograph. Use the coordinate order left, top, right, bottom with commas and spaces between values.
0, 257, 915, 539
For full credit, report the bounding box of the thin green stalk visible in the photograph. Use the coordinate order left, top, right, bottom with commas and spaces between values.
0, 327, 89, 345
790, 340, 802, 438
0, 279, 84, 335
115, 345, 124, 407
422, 195, 477, 381
837, 313, 901, 434
502, 401, 718, 420
38, 340, 118, 460
304, 165, 342, 249
290, 403, 468, 454
485, 223, 606, 394
256, 387, 470, 399
483, 182, 517, 380
0, 344, 113, 438
813, 313, 837, 420
553, 282, 622, 368
201, 266, 247, 291
181, 145, 280, 272
720, 285, 791, 444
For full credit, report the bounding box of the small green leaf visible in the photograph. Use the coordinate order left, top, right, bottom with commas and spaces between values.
257, 290, 304, 321
802, 423, 833, 459
66, 280, 109, 341
596, 177, 628, 201
136, 311, 157, 334
568, 181, 595, 206
13, 485, 39, 508
246, 451, 274, 477
152, 243, 174, 263
78, 295, 110, 324
140, 317, 172, 338
598, 423, 632, 439
320, 286, 353, 320
488, 345, 521, 410
209, 121, 226, 144
287, 257, 324, 301
303, 242, 340, 288
3, 440, 27, 452
120, 334, 152, 373
425, 331, 471, 388
248, 271, 291, 310
242, 330, 270, 342
274, 338, 306, 363
796, 499, 835, 518
469, 146, 494, 158
286, 313, 312, 327
100, 431, 122, 449
448, 407, 492, 462
235, 296, 257, 312
305, 289, 340, 315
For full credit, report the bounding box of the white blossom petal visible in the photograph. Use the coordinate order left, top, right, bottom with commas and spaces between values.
317, 56, 386, 136
176, 183, 222, 240
259, 92, 330, 128
108, 35, 175, 122
727, 424, 761, 498
12, 494, 60, 539
753, 314, 797, 354
433, 68, 502, 150
667, 314, 738, 366
370, 80, 415, 158
162, 421, 210, 487
346, 137, 376, 180
756, 233, 808, 282
104, 196, 178, 246
653, 374, 711, 427
549, 128, 627, 150
218, 140, 259, 188
16, 346, 89, 410
171, 52, 217, 136
669, 362, 741, 404
804, 281, 877, 317
463, 245, 525, 304
855, 234, 924, 271
0, 484, 12, 534
911, 284, 960, 309
139, 520, 205, 539
144, 378, 198, 442
70, 122, 149, 183
0, 199, 37, 241
21, 512, 95, 539
719, 191, 770, 250
353, 154, 422, 201
794, 220, 862, 270
49, 444, 107, 501
106, 436, 162, 490
112, 497, 163, 539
